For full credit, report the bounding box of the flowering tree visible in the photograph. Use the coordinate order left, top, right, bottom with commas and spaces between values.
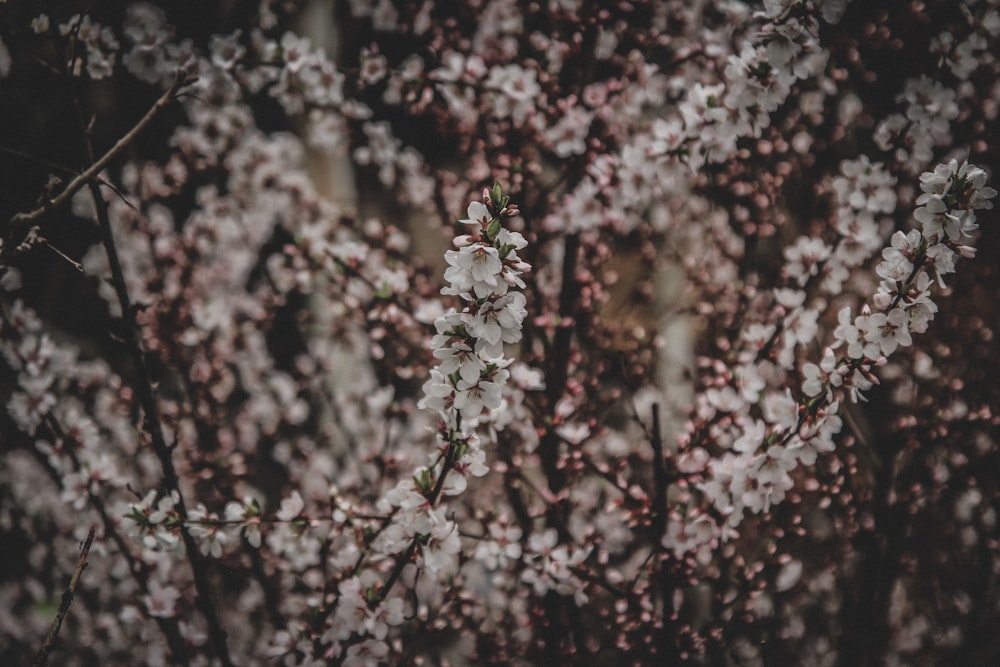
1, 0, 999, 665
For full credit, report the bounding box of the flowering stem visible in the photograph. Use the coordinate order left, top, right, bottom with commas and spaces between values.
428, 437, 461, 504
358, 439, 461, 614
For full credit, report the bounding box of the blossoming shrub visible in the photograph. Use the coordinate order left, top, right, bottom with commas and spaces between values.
0, 0, 998, 665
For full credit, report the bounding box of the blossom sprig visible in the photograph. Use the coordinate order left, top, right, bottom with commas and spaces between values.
422, 183, 530, 432
318, 185, 530, 651
667, 0, 848, 170
671, 159, 994, 553
125, 490, 185, 553
805, 159, 996, 405
670, 161, 994, 562
415, 183, 529, 491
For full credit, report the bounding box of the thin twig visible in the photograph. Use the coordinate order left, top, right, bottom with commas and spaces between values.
369, 437, 461, 610
649, 403, 679, 661
10, 70, 194, 229
649, 404, 668, 541
42, 239, 84, 272
0, 145, 78, 175
32, 527, 96, 667
29, 414, 190, 663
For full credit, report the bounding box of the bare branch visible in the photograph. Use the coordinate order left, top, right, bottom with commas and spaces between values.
32, 527, 96, 667
9, 70, 194, 229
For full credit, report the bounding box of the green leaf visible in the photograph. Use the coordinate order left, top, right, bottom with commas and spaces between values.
490, 182, 505, 207
414, 468, 434, 494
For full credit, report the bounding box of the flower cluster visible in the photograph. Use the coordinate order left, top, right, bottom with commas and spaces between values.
806, 160, 996, 403
375, 185, 530, 566
275, 185, 537, 659
60, 14, 120, 79
674, 160, 995, 548
424, 190, 529, 420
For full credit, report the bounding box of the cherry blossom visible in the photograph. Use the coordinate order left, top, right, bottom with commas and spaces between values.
2, 2, 999, 665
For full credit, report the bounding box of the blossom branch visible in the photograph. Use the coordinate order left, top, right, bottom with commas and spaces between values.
4, 2, 1000, 663
322, 184, 532, 658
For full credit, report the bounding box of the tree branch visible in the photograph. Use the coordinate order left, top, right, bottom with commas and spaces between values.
37, 414, 191, 663
90, 181, 235, 667
9, 70, 193, 229
32, 527, 96, 667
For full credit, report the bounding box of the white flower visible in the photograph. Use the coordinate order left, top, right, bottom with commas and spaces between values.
832, 307, 861, 356
958, 161, 997, 210
420, 510, 461, 574
853, 313, 887, 360
741, 448, 796, 514
783, 307, 819, 347
276, 491, 305, 522
543, 106, 594, 157
442, 244, 504, 298
474, 519, 523, 570
188, 504, 228, 558
662, 511, 721, 558
834, 211, 883, 267
457, 444, 489, 477
467, 291, 528, 360
914, 195, 960, 241
925, 242, 958, 287
763, 390, 799, 431
224, 498, 262, 548
484, 63, 541, 125
496, 226, 528, 250
145, 580, 181, 618
876, 229, 921, 282
784, 237, 832, 285
460, 200, 492, 228
364, 598, 406, 642
842, 367, 874, 403
733, 419, 765, 453
801, 362, 825, 398
864, 307, 912, 356
434, 339, 485, 385
833, 156, 897, 214
417, 368, 455, 415
453, 377, 504, 421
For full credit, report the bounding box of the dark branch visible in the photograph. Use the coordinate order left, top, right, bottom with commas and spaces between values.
89, 181, 235, 667
32, 527, 96, 667
10, 70, 193, 229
